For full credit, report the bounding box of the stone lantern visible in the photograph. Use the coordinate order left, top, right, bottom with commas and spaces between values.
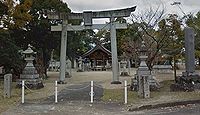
131, 41, 159, 98
137, 41, 150, 98
17, 44, 43, 89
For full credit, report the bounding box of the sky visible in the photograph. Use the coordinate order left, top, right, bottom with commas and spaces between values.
63, 0, 200, 23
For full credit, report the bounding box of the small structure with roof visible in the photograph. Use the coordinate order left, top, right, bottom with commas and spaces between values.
82, 42, 111, 71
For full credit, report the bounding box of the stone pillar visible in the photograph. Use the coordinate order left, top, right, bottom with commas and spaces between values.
4, 74, 12, 98
83, 62, 85, 71
142, 76, 150, 98
59, 19, 68, 83
66, 59, 72, 77
77, 57, 83, 72
184, 27, 195, 75
105, 60, 110, 71
120, 60, 129, 76
138, 75, 142, 97
118, 62, 121, 76
110, 17, 121, 84
74, 59, 77, 69
55, 61, 58, 71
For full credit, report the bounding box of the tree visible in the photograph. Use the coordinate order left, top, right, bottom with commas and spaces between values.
0, 29, 23, 77
11, 0, 71, 78
119, 22, 142, 67
67, 30, 94, 61
0, 0, 32, 77
1, 0, 32, 29
129, 6, 166, 68
0, 1, 8, 19
158, 14, 184, 80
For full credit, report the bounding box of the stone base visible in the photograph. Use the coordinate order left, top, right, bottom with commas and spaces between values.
66, 75, 72, 78
131, 84, 159, 91
65, 72, 72, 78
58, 80, 66, 84
131, 77, 160, 91
120, 72, 129, 76
170, 74, 200, 91
17, 79, 44, 89
77, 69, 84, 72
111, 81, 122, 84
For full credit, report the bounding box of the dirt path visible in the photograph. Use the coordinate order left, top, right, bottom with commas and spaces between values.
2, 69, 194, 115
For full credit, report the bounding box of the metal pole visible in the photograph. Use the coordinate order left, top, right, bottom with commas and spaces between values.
91, 81, 94, 103
124, 80, 127, 104
22, 80, 25, 104
55, 81, 58, 103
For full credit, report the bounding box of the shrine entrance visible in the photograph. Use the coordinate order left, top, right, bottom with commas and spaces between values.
47, 6, 136, 84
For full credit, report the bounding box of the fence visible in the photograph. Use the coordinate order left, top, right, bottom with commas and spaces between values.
21, 80, 128, 104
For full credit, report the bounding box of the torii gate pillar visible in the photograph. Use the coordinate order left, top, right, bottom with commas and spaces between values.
59, 19, 68, 83
110, 17, 120, 84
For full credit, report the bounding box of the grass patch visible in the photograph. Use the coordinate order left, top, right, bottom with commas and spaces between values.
159, 80, 174, 91
0, 81, 21, 113
102, 89, 124, 103
102, 89, 139, 104
102, 80, 200, 105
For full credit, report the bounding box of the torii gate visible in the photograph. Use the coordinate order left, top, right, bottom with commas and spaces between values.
47, 6, 136, 84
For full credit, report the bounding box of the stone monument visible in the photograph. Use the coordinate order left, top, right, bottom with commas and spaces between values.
17, 44, 43, 89
120, 52, 129, 76
4, 74, 12, 98
171, 27, 200, 91
73, 59, 77, 69
66, 59, 72, 78
77, 56, 83, 72
131, 41, 159, 98
105, 60, 111, 71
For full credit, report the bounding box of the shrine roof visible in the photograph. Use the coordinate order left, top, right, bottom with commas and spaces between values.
82, 43, 111, 58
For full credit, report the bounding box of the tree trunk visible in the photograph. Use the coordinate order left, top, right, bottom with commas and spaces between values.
173, 56, 177, 82
199, 58, 200, 66
35, 49, 48, 79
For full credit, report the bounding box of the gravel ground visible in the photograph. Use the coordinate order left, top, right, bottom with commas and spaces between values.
2, 70, 131, 115
2, 69, 200, 115
2, 101, 128, 115
46, 82, 104, 102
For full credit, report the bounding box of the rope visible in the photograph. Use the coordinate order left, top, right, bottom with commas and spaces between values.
93, 84, 103, 88
64, 84, 90, 91
23, 81, 54, 94
24, 84, 42, 94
